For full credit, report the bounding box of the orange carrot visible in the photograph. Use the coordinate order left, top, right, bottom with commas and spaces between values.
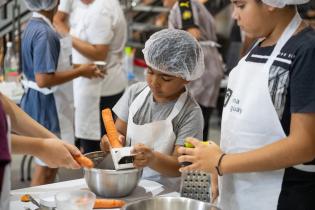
74, 155, 94, 168
102, 108, 123, 148
20, 194, 30, 202
93, 199, 126, 209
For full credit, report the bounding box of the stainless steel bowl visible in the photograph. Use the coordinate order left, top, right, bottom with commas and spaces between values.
84, 151, 142, 198
122, 197, 221, 210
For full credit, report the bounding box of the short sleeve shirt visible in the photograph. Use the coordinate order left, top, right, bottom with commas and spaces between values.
113, 82, 204, 145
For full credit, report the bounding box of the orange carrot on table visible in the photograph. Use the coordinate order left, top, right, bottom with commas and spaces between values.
20, 194, 30, 202
102, 108, 123, 148
94, 199, 126, 209
74, 155, 94, 168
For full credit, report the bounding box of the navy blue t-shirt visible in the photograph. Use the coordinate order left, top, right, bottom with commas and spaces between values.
20, 18, 61, 134
245, 26, 315, 210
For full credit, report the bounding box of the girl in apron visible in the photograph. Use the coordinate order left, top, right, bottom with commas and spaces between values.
178, 0, 315, 209
101, 29, 205, 190
21, 0, 104, 186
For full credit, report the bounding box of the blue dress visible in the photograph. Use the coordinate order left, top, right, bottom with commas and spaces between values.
20, 18, 61, 135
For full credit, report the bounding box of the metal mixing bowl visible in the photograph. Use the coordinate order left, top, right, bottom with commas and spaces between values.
84, 151, 142, 198
122, 197, 221, 210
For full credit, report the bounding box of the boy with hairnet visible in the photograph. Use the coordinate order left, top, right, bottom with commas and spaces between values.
101, 29, 204, 189
178, 0, 315, 209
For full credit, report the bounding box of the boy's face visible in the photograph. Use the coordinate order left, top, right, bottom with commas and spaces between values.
146, 67, 189, 103
231, 0, 274, 38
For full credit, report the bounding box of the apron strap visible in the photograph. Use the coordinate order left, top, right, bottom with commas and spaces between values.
21, 80, 57, 95
265, 12, 302, 71
129, 86, 151, 115
167, 87, 188, 120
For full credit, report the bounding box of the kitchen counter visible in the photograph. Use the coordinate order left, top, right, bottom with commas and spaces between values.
10, 178, 180, 210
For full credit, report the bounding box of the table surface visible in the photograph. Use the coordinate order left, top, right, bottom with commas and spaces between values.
10, 178, 180, 210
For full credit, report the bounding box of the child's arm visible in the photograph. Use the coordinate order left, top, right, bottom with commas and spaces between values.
178, 113, 315, 175
0, 93, 81, 169
132, 144, 181, 177
35, 64, 104, 88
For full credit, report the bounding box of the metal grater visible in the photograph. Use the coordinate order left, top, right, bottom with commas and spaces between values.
180, 171, 211, 202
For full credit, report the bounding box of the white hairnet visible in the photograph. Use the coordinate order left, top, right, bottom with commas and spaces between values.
24, 0, 58, 11
262, 0, 310, 8
142, 29, 204, 81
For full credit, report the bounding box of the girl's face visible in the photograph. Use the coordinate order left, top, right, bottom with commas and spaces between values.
146, 67, 188, 103
231, 0, 274, 38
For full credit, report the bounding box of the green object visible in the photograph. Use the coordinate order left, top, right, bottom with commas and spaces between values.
124, 47, 133, 56
184, 140, 209, 148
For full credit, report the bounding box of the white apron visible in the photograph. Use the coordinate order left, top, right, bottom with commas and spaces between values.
22, 13, 75, 144
126, 87, 187, 189
219, 13, 309, 210
0, 117, 11, 210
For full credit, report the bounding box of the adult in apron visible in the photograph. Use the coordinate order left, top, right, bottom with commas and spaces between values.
22, 12, 75, 145
57, 0, 127, 145
219, 12, 315, 210
168, 0, 224, 140
126, 86, 188, 189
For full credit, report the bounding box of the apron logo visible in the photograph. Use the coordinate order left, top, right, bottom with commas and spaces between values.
182, 11, 192, 20
224, 88, 233, 107
179, 1, 190, 8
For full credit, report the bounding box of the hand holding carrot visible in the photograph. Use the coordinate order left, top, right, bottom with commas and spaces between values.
100, 134, 125, 152
36, 138, 81, 169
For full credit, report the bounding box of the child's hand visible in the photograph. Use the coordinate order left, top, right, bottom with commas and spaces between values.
177, 137, 224, 174
78, 64, 105, 79
132, 144, 155, 168
100, 134, 125, 152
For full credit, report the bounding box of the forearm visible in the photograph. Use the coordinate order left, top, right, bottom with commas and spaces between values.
72, 36, 107, 61
222, 136, 315, 174
11, 134, 45, 155
0, 94, 56, 138
149, 151, 181, 177
36, 68, 82, 88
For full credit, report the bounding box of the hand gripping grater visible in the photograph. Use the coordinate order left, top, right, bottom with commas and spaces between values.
179, 171, 211, 202
179, 139, 211, 202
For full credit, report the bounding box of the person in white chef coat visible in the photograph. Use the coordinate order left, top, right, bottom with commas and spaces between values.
101, 29, 205, 190
178, 0, 315, 209
54, 0, 128, 154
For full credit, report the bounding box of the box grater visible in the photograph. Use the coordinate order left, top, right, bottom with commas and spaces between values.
179, 171, 211, 202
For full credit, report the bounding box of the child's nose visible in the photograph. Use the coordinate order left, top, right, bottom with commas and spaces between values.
151, 76, 160, 88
